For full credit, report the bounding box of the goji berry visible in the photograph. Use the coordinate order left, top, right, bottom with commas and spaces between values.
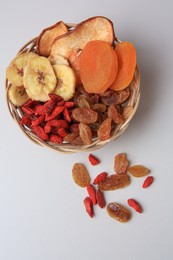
63, 108, 71, 122
48, 93, 63, 102
49, 134, 63, 143
35, 104, 45, 115
88, 154, 100, 166
31, 114, 45, 127
127, 199, 143, 213
96, 189, 105, 208
49, 119, 69, 129
57, 128, 68, 138
21, 106, 35, 115
57, 100, 65, 106
20, 114, 32, 126
43, 99, 56, 115
23, 99, 39, 108
142, 176, 154, 188
64, 101, 75, 108
44, 122, 52, 133
86, 184, 97, 205
83, 197, 94, 218
93, 172, 108, 185
32, 125, 49, 141
45, 106, 64, 121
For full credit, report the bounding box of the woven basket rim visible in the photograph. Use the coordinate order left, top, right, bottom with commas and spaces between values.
5, 23, 140, 153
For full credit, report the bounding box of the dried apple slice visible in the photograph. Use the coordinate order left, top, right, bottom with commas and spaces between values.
50, 16, 115, 58
37, 21, 68, 57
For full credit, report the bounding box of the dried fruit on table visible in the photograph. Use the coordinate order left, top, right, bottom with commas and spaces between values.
83, 197, 94, 218
64, 132, 79, 143
20, 114, 32, 126
45, 106, 64, 121
114, 153, 129, 174
49, 134, 63, 143
63, 107, 71, 122
88, 154, 100, 166
108, 104, 124, 124
79, 123, 92, 145
49, 119, 69, 129
8, 85, 29, 106
93, 172, 108, 184
6, 52, 37, 86
50, 16, 115, 58
142, 176, 154, 188
98, 174, 130, 191
97, 118, 112, 141
79, 40, 118, 94
31, 114, 45, 126
24, 54, 57, 102
72, 107, 98, 124
128, 165, 150, 177
72, 163, 90, 187
107, 202, 131, 222
53, 64, 76, 101
37, 21, 68, 57
87, 184, 97, 205
110, 42, 136, 91
96, 189, 106, 208
127, 199, 142, 213
91, 103, 107, 113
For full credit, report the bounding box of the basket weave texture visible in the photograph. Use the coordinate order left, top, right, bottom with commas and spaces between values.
5, 23, 140, 153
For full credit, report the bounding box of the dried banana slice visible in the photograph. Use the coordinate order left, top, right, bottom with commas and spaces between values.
24, 55, 57, 102
49, 54, 69, 66
6, 52, 37, 86
53, 64, 76, 101
8, 85, 29, 106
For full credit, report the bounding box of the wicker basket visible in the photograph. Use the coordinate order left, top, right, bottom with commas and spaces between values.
5, 23, 140, 153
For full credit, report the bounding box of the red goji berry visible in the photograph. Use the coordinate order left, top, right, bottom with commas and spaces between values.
48, 93, 63, 102
49, 134, 63, 143
49, 119, 69, 129
31, 115, 45, 127
57, 128, 68, 138
57, 100, 65, 106
88, 154, 100, 166
63, 107, 71, 122
35, 104, 45, 115
142, 176, 154, 188
43, 99, 56, 115
83, 197, 94, 218
93, 172, 108, 185
32, 125, 49, 141
44, 122, 52, 133
45, 106, 64, 121
96, 189, 105, 208
64, 101, 75, 108
86, 184, 97, 205
127, 199, 143, 213
20, 114, 32, 126
21, 106, 35, 115
23, 99, 39, 108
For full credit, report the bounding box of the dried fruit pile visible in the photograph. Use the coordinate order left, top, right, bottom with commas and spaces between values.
6, 16, 137, 145
72, 153, 154, 222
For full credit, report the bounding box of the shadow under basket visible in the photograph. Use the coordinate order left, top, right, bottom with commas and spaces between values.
5, 24, 140, 153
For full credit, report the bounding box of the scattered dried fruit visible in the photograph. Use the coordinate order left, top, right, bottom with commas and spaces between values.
127, 199, 142, 213
114, 153, 129, 174
87, 184, 97, 205
142, 176, 154, 188
83, 197, 94, 218
128, 165, 150, 177
107, 202, 131, 222
88, 154, 100, 166
96, 189, 106, 208
93, 172, 108, 185
98, 174, 130, 191
72, 163, 90, 187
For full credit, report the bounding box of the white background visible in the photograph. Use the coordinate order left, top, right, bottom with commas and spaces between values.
0, 0, 173, 259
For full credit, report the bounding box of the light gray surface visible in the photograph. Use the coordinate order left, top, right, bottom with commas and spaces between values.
0, 0, 173, 259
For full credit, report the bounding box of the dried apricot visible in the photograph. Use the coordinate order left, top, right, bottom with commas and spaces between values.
110, 42, 136, 91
